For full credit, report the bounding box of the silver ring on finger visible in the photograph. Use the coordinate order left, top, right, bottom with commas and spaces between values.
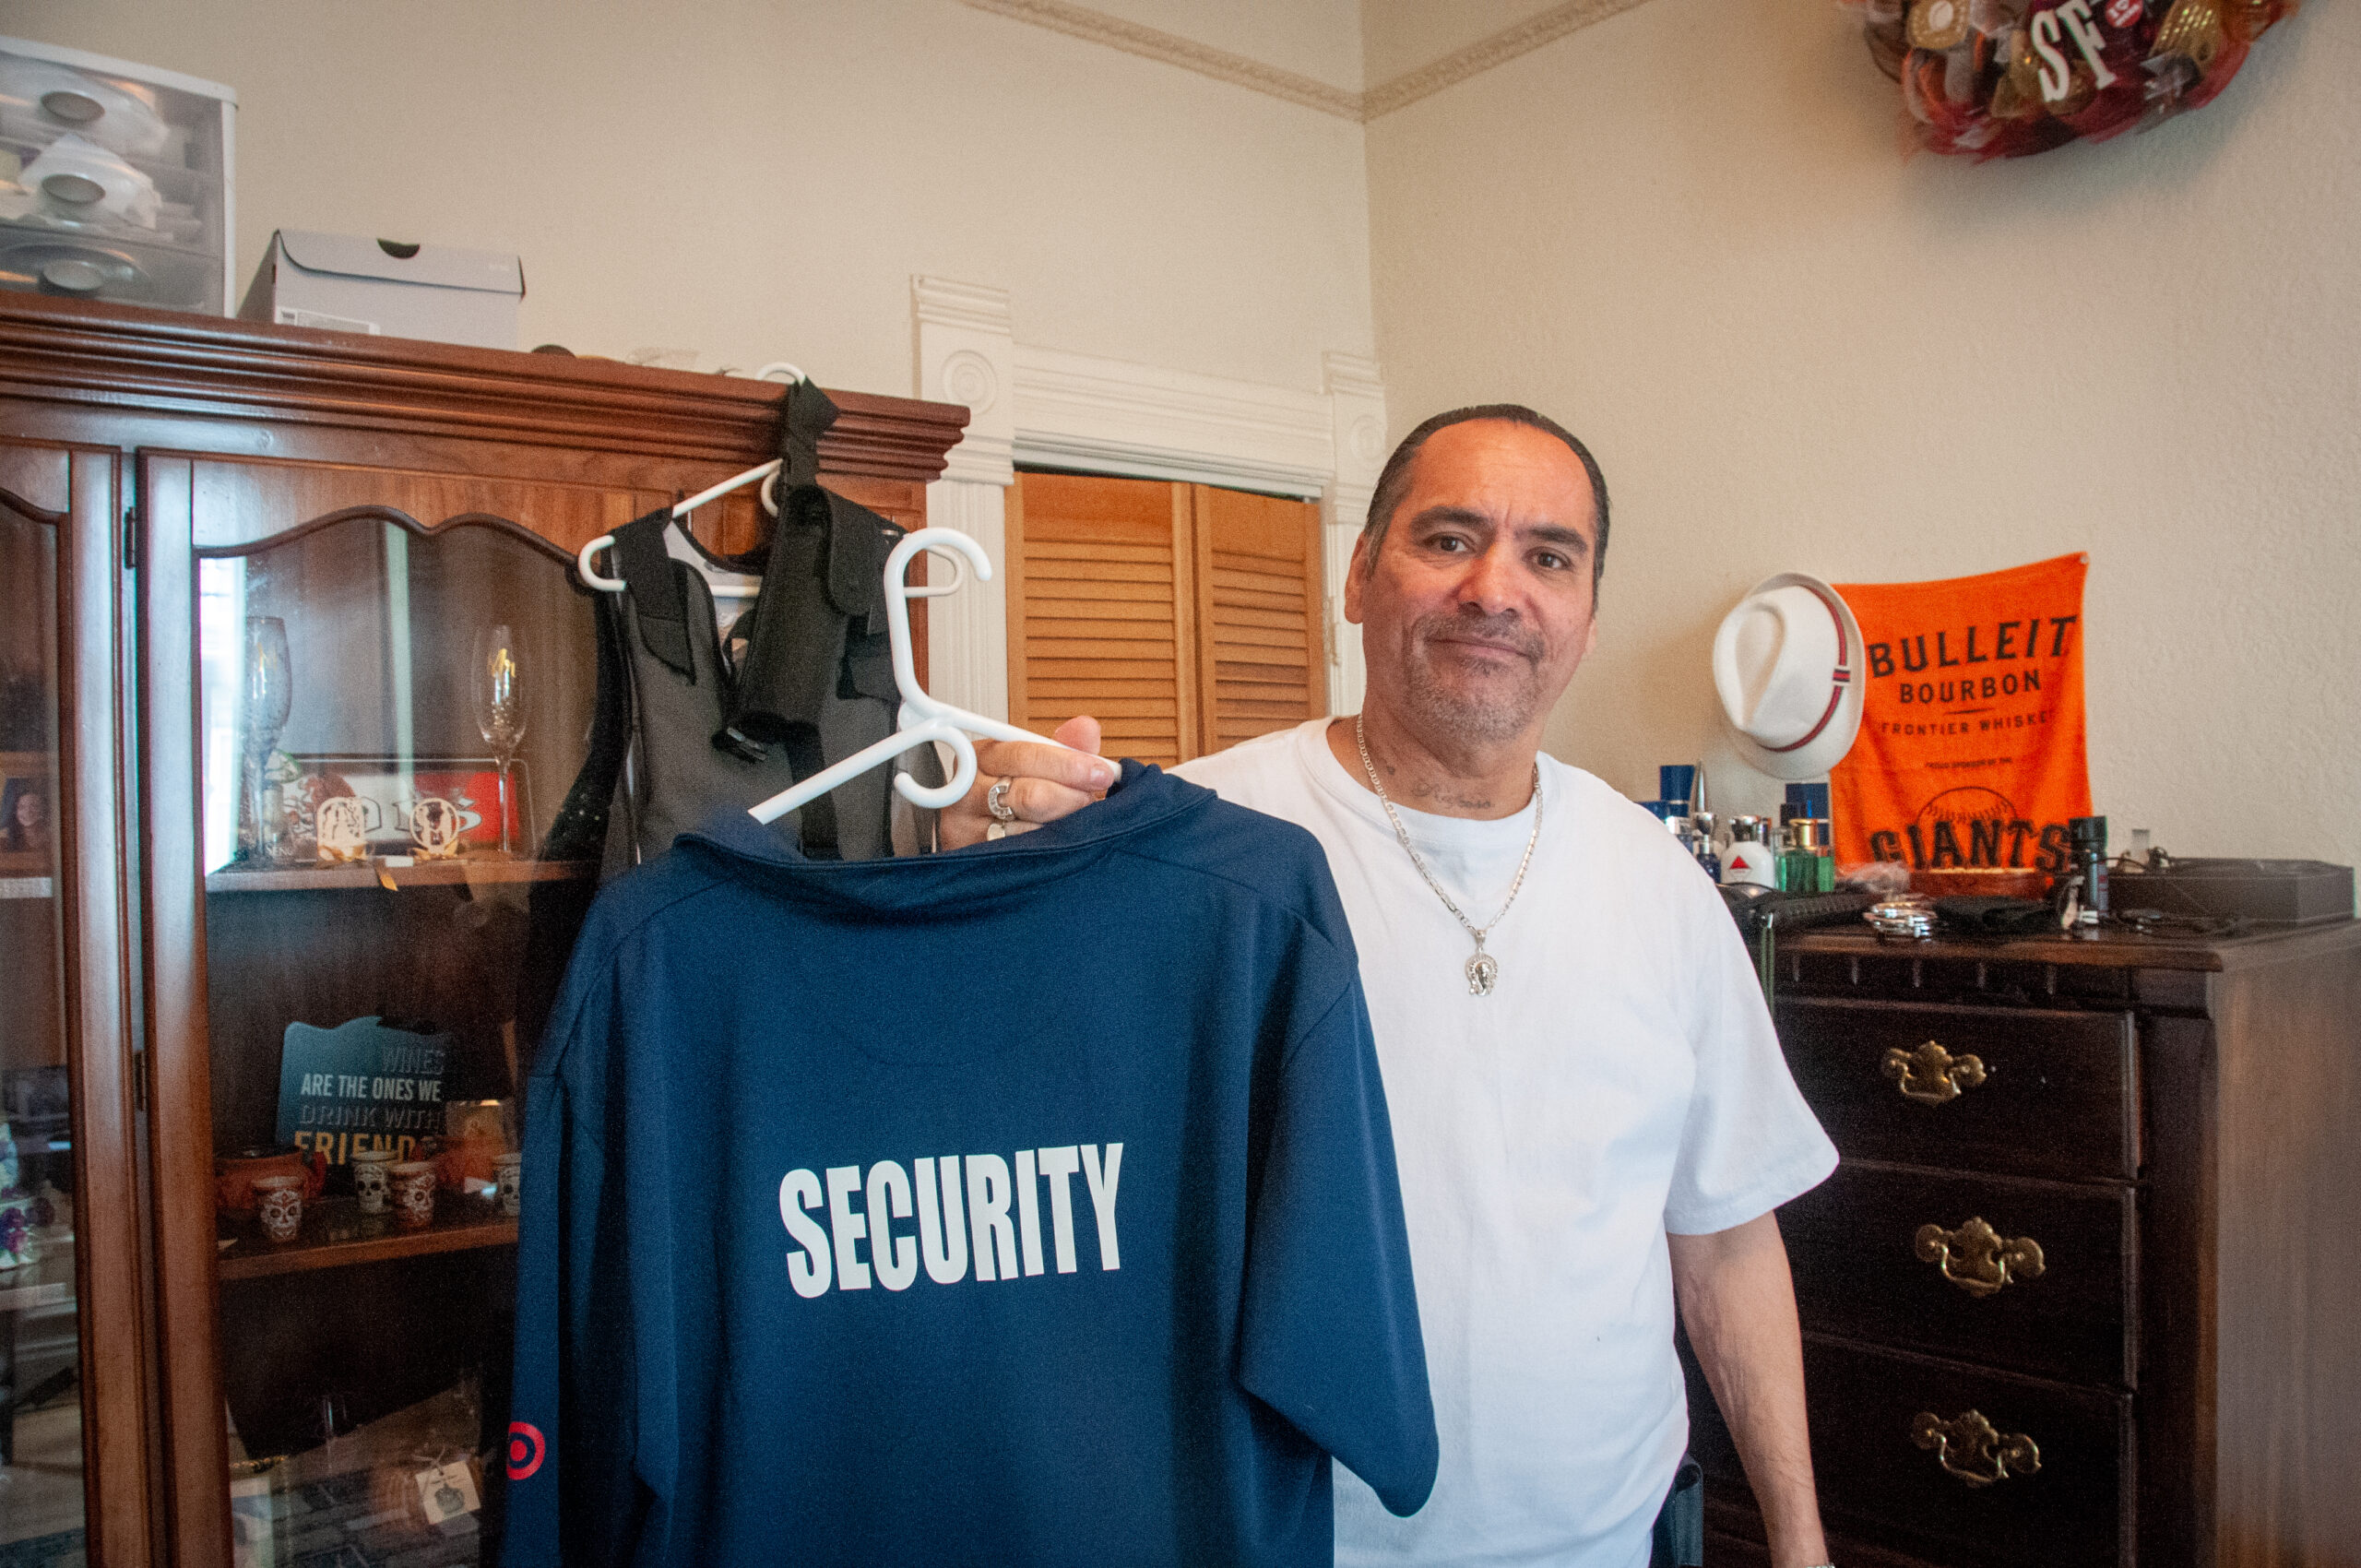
985, 777, 1018, 839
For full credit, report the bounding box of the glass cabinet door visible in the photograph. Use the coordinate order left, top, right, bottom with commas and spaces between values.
0, 490, 92, 1562
0, 445, 150, 1567
179, 508, 602, 1568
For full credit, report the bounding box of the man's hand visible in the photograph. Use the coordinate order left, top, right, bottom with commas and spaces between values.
1669, 1212, 1830, 1568
939, 715, 1117, 850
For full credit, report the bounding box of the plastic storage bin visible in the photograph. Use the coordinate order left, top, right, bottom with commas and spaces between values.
0, 35, 235, 315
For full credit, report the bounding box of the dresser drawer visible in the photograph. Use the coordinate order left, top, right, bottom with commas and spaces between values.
1690, 1337, 2130, 1568
1782, 1162, 2134, 1387
1775, 999, 2136, 1179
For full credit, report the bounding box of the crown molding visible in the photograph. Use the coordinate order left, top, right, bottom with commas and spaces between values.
959, 0, 1359, 120
956, 0, 1655, 123
1361, 0, 1655, 120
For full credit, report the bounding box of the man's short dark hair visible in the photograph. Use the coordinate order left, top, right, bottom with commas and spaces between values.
1358, 405, 1610, 592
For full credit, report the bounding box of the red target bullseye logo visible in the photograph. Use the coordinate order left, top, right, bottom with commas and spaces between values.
507, 1421, 546, 1480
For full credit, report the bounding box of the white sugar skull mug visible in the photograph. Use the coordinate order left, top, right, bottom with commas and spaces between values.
350, 1147, 397, 1214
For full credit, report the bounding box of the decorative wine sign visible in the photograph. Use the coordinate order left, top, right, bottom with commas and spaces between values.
1846, 0, 2296, 159
276, 1016, 452, 1166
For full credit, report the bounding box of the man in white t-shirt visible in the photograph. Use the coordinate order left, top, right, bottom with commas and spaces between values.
944, 407, 1839, 1568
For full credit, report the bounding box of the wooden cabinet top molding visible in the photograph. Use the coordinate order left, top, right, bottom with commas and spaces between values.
0, 293, 970, 479
1787, 916, 2361, 975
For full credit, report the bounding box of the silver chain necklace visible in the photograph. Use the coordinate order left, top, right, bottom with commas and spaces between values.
1354, 714, 1543, 998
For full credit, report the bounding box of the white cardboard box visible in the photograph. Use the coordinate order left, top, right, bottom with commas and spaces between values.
239, 229, 522, 349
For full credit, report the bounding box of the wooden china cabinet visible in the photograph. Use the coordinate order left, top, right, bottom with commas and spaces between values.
0, 291, 966, 1567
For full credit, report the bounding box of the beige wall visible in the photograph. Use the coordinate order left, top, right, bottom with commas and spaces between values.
16, 0, 2354, 863
1368, 0, 2359, 864
9, 0, 1373, 394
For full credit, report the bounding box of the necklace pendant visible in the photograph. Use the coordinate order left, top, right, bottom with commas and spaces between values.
1354, 715, 1537, 1003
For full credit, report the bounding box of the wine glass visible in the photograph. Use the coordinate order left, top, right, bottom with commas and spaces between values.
243, 617, 292, 864
472, 624, 528, 858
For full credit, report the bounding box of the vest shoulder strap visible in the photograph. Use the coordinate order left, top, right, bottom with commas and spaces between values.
611, 508, 697, 682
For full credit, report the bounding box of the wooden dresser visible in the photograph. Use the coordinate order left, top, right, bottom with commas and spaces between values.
1691, 921, 2361, 1568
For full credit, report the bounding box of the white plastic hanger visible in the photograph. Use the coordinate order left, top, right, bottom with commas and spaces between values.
574, 361, 809, 600
748, 527, 1074, 826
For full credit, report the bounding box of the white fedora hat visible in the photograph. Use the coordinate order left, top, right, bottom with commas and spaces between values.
1713, 573, 1865, 781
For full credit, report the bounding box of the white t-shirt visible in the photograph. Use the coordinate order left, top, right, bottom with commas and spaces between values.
1173, 720, 1836, 1568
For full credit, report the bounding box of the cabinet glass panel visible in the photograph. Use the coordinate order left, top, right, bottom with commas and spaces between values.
0, 497, 86, 1559
196, 515, 600, 1567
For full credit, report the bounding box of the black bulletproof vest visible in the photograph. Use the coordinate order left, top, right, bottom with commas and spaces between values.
718, 379, 904, 754
551, 381, 942, 872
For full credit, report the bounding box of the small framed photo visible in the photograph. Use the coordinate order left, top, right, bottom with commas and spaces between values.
281, 755, 533, 861
0, 754, 52, 875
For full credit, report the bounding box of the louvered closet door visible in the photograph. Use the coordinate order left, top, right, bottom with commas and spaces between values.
1190, 486, 1325, 752
1008, 473, 1325, 765
1005, 473, 1199, 767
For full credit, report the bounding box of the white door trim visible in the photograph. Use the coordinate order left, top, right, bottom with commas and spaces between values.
1011, 345, 1333, 498
915, 276, 1384, 719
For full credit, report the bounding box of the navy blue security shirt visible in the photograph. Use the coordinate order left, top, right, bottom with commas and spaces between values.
504, 762, 1438, 1567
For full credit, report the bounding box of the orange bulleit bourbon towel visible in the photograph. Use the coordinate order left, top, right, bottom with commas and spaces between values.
1830, 553, 2090, 873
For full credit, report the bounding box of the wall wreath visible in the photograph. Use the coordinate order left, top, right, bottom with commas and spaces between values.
1846, 0, 2296, 159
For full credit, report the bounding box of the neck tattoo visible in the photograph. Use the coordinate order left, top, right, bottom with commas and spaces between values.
1353, 714, 1543, 998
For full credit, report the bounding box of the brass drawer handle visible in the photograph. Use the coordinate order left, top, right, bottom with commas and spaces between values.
1882, 1039, 1987, 1105
1913, 1409, 2041, 1487
1916, 1217, 2045, 1297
